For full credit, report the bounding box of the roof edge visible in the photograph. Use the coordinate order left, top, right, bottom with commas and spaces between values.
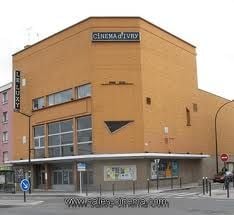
0, 82, 12, 92
12, 16, 195, 56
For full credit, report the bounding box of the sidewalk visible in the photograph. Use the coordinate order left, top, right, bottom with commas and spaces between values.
0, 182, 200, 198
200, 186, 234, 199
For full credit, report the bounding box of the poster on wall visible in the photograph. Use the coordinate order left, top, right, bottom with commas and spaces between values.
151, 160, 179, 179
104, 165, 137, 181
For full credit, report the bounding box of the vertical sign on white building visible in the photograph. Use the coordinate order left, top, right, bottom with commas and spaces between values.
13, 70, 21, 111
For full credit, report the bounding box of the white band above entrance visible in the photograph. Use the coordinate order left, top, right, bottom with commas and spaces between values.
6, 152, 210, 164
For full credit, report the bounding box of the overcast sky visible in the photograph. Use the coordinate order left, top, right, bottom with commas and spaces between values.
0, 0, 234, 99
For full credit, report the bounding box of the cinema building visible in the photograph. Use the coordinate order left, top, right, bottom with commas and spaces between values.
8, 17, 234, 191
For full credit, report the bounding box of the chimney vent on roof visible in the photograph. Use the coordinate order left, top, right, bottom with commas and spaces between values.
24, 45, 31, 49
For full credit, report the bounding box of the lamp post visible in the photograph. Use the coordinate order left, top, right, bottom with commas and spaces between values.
214, 100, 234, 174
17, 111, 32, 193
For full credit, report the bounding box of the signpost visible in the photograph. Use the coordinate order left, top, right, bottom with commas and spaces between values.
20, 179, 30, 202
220, 153, 229, 162
220, 153, 229, 171
77, 163, 86, 194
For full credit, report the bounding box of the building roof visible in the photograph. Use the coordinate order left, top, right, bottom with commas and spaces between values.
13, 16, 195, 56
0, 82, 12, 92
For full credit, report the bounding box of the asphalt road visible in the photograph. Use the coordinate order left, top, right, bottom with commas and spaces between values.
0, 186, 233, 215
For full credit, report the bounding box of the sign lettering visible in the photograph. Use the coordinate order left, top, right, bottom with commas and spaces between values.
14, 70, 21, 111
92, 32, 140, 42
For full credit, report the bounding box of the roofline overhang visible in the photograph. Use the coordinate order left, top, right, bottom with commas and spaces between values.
6, 153, 210, 164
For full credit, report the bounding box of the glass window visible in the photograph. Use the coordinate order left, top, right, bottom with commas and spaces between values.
77, 116, 92, 151
49, 147, 61, 157
57, 171, 63, 184
3, 151, 8, 162
34, 138, 39, 147
61, 133, 73, 145
105, 121, 133, 133
53, 172, 58, 184
33, 97, 45, 110
150, 160, 179, 179
62, 145, 73, 156
48, 120, 73, 157
77, 143, 92, 155
48, 122, 60, 135
48, 135, 60, 146
77, 130, 92, 143
61, 120, 73, 132
77, 115, 92, 130
48, 89, 72, 106
2, 131, 8, 142
33, 125, 45, 158
34, 125, 44, 137
2, 91, 8, 104
77, 84, 91, 99
34, 148, 45, 158
53, 170, 73, 185
2, 112, 8, 123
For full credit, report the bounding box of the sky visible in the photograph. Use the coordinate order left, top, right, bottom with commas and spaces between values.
0, 0, 234, 99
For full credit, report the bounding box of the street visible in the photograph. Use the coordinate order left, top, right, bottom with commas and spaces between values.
1, 186, 234, 215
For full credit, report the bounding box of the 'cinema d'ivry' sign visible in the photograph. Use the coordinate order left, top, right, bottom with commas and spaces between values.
92, 32, 140, 42
13, 70, 21, 111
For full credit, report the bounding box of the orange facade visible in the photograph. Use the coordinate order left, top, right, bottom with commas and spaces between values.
11, 17, 234, 176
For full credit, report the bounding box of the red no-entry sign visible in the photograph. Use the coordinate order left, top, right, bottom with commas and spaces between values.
220, 153, 229, 162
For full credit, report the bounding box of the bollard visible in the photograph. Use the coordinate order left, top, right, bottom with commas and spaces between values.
202, 177, 205, 195
205, 177, 208, 193
233, 175, 234, 188
147, 179, 150, 193
227, 181, 229, 198
209, 181, 211, 197
180, 177, 182, 188
112, 183, 115, 196
157, 177, 159, 190
171, 177, 173, 189
99, 184, 102, 196
86, 183, 88, 196
133, 181, 135, 194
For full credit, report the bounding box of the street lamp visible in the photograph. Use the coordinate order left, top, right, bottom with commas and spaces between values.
16, 111, 32, 193
214, 100, 234, 174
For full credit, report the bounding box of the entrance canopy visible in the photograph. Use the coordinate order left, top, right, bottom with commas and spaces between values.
6, 153, 210, 164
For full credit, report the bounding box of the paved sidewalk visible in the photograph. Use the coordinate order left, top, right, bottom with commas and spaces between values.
200, 186, 234, 199
0, 182, 200, 198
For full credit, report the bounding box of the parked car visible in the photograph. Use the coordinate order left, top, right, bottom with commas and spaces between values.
213, 171, 233, 183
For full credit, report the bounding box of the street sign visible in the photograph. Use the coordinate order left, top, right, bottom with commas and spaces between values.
220, 153, 229, 162
77, 163, 86, 171
20, 179, 30, 192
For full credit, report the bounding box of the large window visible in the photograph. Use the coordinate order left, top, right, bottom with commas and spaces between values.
2, 131, 8, 143
48, 89, 72, 106
151, 160, 179, 179
33, 97, 45, 110
77, 84, 91, 99
77, 115, 92, 155
34, 125, 45, 158
48, 120, 73, 157
2, 112, 8, 123
2, 91, 8, 104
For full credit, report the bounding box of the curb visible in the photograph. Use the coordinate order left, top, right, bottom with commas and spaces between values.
0, 201, 44, 207
158, 186, 200, 193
